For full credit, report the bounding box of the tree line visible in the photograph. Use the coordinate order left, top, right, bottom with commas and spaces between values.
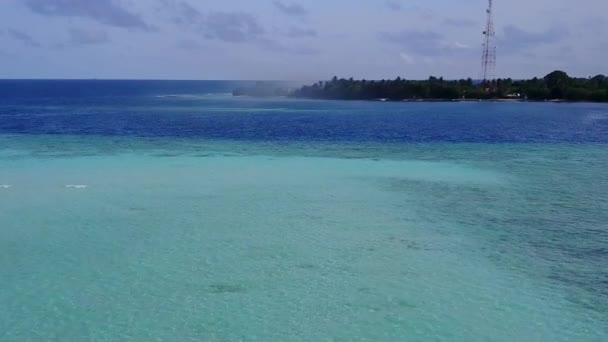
289, 71, 608, 102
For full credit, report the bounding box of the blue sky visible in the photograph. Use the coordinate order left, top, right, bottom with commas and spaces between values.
0, 0, 606, 80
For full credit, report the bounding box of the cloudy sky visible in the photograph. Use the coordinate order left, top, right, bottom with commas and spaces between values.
0, 0, 606, 80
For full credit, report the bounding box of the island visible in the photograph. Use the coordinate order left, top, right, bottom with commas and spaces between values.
233, 71, 608, 102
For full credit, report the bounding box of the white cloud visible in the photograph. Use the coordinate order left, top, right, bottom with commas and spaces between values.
399, 52, 415, 64
449, 41, 470, 49
0, 0, 606, 79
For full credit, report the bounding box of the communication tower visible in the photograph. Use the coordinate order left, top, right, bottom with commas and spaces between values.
481, 0, 496, 84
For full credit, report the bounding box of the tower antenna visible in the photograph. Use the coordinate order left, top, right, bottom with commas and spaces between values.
481, 0, 496, 86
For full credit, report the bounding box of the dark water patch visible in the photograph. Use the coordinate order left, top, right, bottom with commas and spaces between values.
357, 287, 372, 294
396, 299, 417, 309
561, 291, 608, 315
153, 152, 183, 158
388, 236, 423, 251
208, 283, 247, 294
296, 263, 317, 270
377, 174, 608, 314
354, 293, 418, 313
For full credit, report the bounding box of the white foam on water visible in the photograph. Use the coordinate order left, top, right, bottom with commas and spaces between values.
65, 185, 88, 189
156, 93, 235, 100
583, 112, 608, 124
0, 184, 12, 189
155, 94, 181, 98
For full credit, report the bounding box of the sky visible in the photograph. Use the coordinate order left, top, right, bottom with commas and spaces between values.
0, 0, 606, 80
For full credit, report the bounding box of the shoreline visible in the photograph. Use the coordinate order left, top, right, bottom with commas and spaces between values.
233, 94, 607, 104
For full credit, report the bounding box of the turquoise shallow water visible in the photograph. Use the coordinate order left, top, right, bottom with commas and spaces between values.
1, 136, 607, 341
1, 80, 608, 341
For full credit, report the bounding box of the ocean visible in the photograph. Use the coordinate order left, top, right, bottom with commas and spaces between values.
1, 80, 607, 341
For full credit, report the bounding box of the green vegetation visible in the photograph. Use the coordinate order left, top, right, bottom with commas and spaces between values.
289, 71, 608, 102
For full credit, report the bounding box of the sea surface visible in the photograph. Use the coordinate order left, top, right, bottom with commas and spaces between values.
1, 80, 607, 341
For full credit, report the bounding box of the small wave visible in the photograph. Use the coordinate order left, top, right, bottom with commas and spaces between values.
155, 95, 182, 98
65, 185, 88, 189
0, 184, 12, 189
155, 93, 233, 99
583, 112, 608, 124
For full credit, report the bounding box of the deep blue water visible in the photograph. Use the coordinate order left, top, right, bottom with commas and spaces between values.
1, 80, 607, 143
